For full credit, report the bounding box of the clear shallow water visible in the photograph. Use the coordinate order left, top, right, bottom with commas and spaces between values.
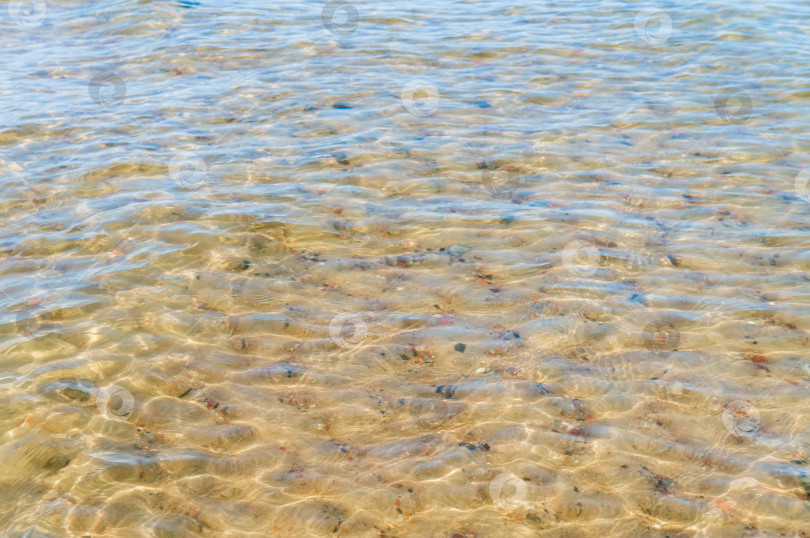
2, 0, 810, 536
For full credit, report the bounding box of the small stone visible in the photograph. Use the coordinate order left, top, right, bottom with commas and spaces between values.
330, 152, 350, 166
454, 343, 466, 353
447, 244, 471, 257
669, 381, 684, 396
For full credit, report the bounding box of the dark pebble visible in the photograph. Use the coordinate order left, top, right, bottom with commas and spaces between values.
454, 343, 466, 353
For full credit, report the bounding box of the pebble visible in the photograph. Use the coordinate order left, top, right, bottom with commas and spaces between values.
447, 244, 471, 257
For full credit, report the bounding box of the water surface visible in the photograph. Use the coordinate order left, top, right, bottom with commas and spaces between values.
1, 0, 810, 536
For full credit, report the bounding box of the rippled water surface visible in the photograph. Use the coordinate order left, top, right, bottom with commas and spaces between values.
2, 0, 810, 536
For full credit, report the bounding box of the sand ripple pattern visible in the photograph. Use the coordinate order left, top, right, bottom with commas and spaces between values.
1, 0, 810, 536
